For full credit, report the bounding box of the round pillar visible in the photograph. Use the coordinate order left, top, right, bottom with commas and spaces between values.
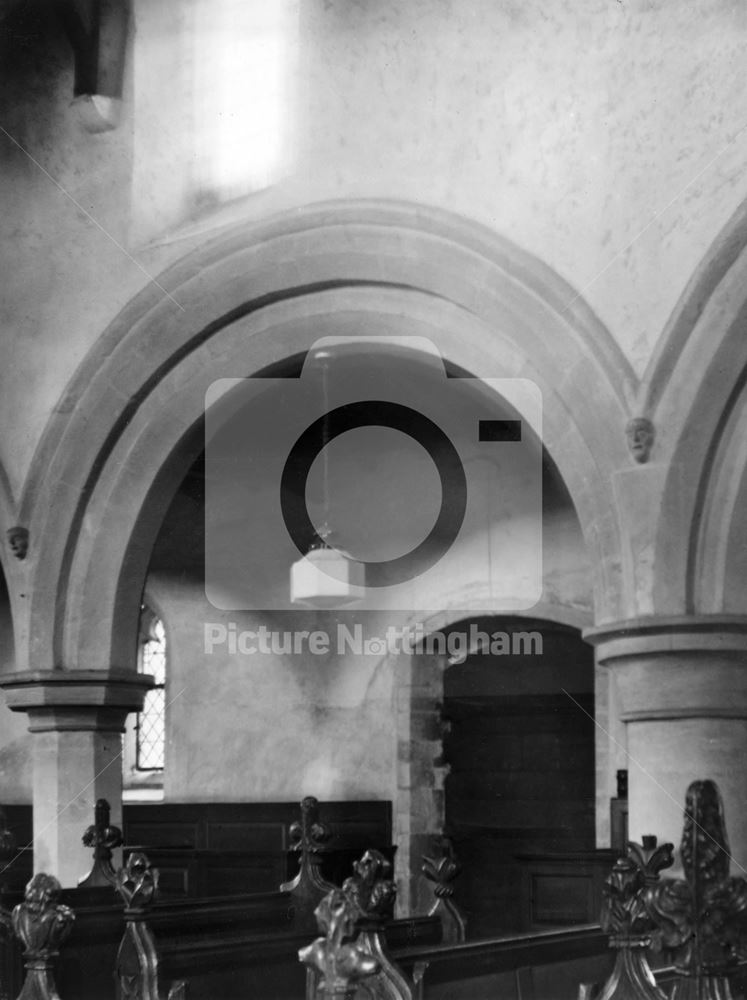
586, 616, 747, 872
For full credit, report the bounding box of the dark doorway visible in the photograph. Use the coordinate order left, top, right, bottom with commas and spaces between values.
442, 617, 595, 938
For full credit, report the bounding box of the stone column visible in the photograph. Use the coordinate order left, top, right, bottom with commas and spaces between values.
0, 670, 152, 886
586, 616, 747, 873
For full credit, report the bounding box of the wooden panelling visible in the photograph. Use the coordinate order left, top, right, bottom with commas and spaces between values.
397, 924, 612, 1000
0, 800, 392, 898
125, 800, 393, 896
0, 805, 32, 892
517, 851, 618, 929
122, 800, 391, 853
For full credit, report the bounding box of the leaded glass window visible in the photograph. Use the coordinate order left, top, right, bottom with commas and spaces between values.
137, 616, 166, 771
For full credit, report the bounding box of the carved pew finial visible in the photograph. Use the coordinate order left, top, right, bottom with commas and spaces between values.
303, 850, 413, 1000
113, 853, 185, 1000
586, 835, 674, 1000
299, 888, 379, 1000
11, 873, 75, 1000
645, 780, 747, 1000
292, 797, 334, 852
115, 851, 159, 911
78, 798, 123, 890
342, 850, 414, 1000
281, 797, 337, 916
343, 850, 396, 925
114, 851, 162, 1000
422, 837, 467, 943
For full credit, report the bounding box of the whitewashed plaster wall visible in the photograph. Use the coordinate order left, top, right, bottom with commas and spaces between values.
0, 691, 32, 801
140, 446, 590, 803
146, 573, 401, 803
0, 0, 746, 501
0, 573, 31, 800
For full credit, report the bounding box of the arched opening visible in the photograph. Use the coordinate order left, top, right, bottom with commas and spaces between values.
16, 200, 626, 894
397, 447, 595, 927
21, 201, 628, 681
127, 341, 562, 807
441, 616, 594, 938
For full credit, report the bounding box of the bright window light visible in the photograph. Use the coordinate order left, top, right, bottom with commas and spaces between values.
193, 0, 298, 200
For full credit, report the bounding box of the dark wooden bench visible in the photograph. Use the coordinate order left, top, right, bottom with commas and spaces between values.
2, 866, 443, 1000
0, 799, 394, 899
1, 797, 619, 1000
112, 848, 443, 1000
10, 780, 747, 1000
122, 799, 394, 896
397, 924, 611, 1000
0, 798, 436, 1000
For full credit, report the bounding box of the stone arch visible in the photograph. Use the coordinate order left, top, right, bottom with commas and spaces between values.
644, 195, 747, 614
19, 200, 629, 675
689, 375, 747, 614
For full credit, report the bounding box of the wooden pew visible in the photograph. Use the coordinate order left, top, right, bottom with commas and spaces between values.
6, 873, 74, 1000
581, 779, 747, 1000
298, 849, 612, 1000
0, 797, 437, 1000
12, 781, 747, 1000
112, 849, 441, 1000
0, 798, 394, 900
397, 924, 612, 1000
122, 799, 393, 897
4, 796, 612, 1000
107, 798, 449, 1000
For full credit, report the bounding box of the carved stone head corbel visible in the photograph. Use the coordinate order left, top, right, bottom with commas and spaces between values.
626, 417, 655, 464
7, 526, 28, 560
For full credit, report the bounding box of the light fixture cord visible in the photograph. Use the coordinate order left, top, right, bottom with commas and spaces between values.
320, 352, 331, 543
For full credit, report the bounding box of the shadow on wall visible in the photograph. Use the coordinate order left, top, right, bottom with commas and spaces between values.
0, 559, 32, 802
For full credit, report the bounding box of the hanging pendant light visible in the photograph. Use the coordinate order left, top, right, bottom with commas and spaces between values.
290, 531, 366, 608
290, 350, 366, 608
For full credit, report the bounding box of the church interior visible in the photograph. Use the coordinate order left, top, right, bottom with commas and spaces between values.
1, 1, 747, 998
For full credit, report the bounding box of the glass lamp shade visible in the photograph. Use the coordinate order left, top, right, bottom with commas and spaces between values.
290, 546, 365, 608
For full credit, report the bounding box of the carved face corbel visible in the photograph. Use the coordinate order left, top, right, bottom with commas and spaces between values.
7, 526, 28, 560
625, 417, 655, 464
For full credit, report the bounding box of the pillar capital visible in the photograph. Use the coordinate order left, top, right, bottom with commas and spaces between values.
585, 614, 747, 653
0, 669, 153, 732
584, 614, 747, 869
584, 615, 747, 721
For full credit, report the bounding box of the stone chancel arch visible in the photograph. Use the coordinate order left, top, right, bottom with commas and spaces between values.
2, 200, 630, 883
